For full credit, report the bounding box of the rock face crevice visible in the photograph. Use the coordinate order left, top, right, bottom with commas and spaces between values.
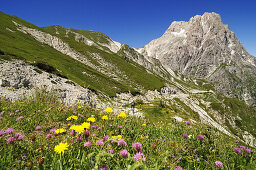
139, 12, 256, 106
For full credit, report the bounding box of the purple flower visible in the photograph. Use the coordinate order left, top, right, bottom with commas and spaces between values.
16, 116, 23, 121
234, 147, 241, 154
97, 127, 101, 130
7, 137, 16, 144
83, 130, 90, 138
84, 141, 93, 147
109, 124, 113, 127
18, 135, 25, 140
91, 125, 98, 129
92, 134, 96, 137
36, 126, 41, 130
0, 117, 3, 120
39, 132, 43, 136
100, 165, 109, 170
215, 161, 223, 168
118, 139, 127, 146
174, 166, 183, 170
245, 149, 251, 154
240, 146, 246, 150
78, 114, 84, 118
120, 149, 128, 158
5, 128, 14, 134
198, 134, 204, 140
235, 140, 239, 143
15, 132, 22, 138
50, 128, 56, 133
46, 134, 52, 139
104, 136, 109, 141
186, 121, 190, 125
108, 149, 114, 154
76, 136, 83, 142
0, 130, 5, 136
70, 130, 75, 136
37, 110, 40, 113
132, 142, 142, 152
134, 152, 146, 161
117, 125, 123, 129
96, 139, 104, 146
15, 110, 20, 113
183, 133, 188, 138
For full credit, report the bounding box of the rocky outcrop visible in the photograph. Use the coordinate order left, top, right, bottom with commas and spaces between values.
139, 12, 256, 106
0, 61, 100, 105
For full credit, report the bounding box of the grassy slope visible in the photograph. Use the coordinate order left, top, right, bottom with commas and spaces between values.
0, 11, 165, 97
0, 95, 255, 169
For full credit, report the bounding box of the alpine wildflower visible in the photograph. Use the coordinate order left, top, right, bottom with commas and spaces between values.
54, 142, 69, 154
105, 107, 113, 113
118, 112, 127, 118
101, 115, 108, 120
134, 152, 146, 161
132, 142, 142, 152
120, 149, 128, 158
215, 161, 223, 168
87, 117, 96, 122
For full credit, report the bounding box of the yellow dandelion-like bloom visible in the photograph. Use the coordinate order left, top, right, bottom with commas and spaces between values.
142, 124, 146, 126
78, 106, 82, 109
66, 115, 78, 121
105, 107, 113, 113
81, 122, 90, 129
87, 117, 96, 122
118, 112, 127, 118
55, 128, 65, 134
119, 106, 123, 109
74, 125, 85, 134
112, 135, 122, 140
101, 115, 108, 120
54, 142, 69, 154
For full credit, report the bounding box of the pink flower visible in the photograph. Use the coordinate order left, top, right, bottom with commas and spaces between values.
100, 165, 109, 170
15, 110, 20, 113
117, 125, 123, 129
134, 152, 146, 161
183, 133, 188, 138
118, 139, 127, 146
84, 141, 93, 147
7, 137, 16, 144
174, 166, 183, 170
5, 128, 14, 134
36, 126, 41, 130
234, 147, 241, 154
120, 149, 128, 158
107, 149, 114, 154
70, 130, 75, 136
46, 134, 52, 139
96, 139, 104, 146
235, 140, 239, 143
185, 121, 190, 125
132, 142, 142, 152
76, 136, 83, 142
16, 116, 23, 121
0, 130, 5, 136
92, 134, 96, 137
245, 149, 251, 154
240, 146, 246, 150
18, 135, 25, 140
104, 136, 109, 141
198, 134, 204, 140
0, 117, 3, 120
50, 128, 56, 133
215, 161, 223, 168
15, 132, 22, 138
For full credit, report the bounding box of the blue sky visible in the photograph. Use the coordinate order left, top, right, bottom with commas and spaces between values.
1, 0, 255, 56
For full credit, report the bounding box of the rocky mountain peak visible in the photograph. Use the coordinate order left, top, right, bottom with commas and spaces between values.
139, 12, 256, 106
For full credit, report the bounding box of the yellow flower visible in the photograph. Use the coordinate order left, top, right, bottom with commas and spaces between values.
118, 112, 127, 118
142, 124, 146, 126
87, 117, 96, 122
81, 122, 90, 129
119, 106, 123, 109
55, 128, 65, 134
101, 115, 108, 120
66, 115, 78, 121
112, 135, 122, 140
19, 93, 22, 95
54, 142, 69, 154
105, 107, 113, 113
78, 106, 82, 109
